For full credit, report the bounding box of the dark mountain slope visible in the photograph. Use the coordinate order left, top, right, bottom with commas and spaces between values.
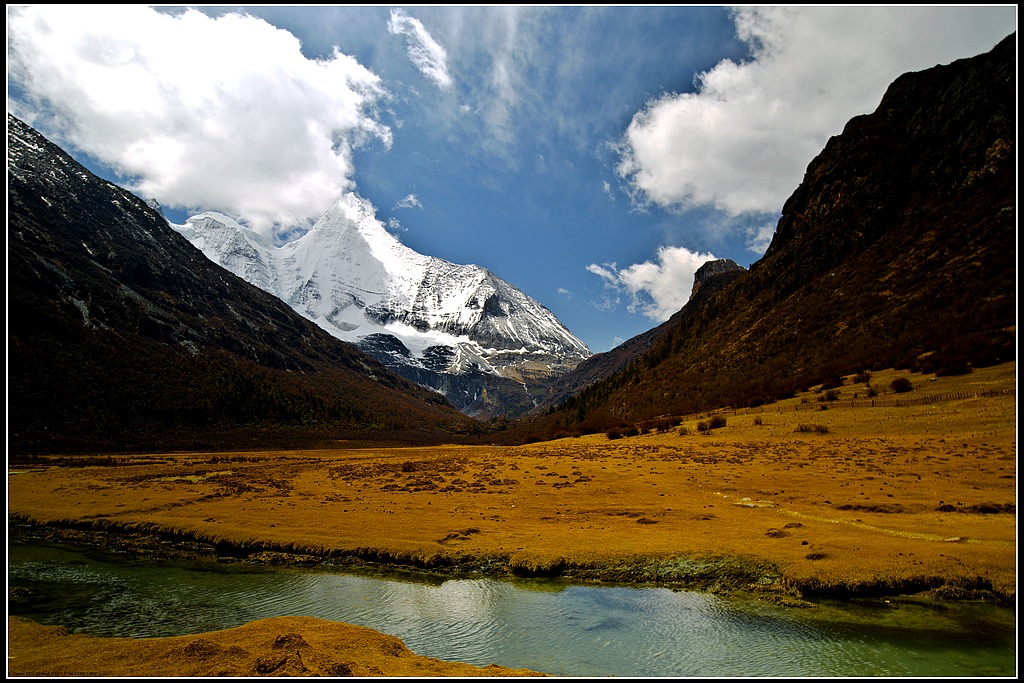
506, 32, 1015, 440
8, 114, 480, 455
534, 258, 746, 412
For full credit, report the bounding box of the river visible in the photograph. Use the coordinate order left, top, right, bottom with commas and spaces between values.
7, 541, 1016, 677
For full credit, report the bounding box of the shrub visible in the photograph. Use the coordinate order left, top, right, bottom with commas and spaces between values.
605, 427, 623, 440
935, 361, 972, 377
819, 389, 840, 402
753, 416, 763, 426
891, 377, 913, 393
819, 374, 844, 390
853, 371, 872, 384
699, 415, 727, 433
677, 425, 691, 436
651, 416, 682, 432
795, 424, 829, 433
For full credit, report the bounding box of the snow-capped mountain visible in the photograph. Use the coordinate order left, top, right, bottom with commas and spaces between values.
172, 193, 590, 417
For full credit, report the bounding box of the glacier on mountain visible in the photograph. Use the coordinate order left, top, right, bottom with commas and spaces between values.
172, 193, 590, 414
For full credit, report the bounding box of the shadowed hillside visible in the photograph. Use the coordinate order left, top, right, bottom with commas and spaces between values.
8, 114, 481, 455
500, 33, 1015, 442
534, 258, 747, 412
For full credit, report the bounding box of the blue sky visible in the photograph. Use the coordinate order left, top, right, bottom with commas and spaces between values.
7, 6, 1016, 352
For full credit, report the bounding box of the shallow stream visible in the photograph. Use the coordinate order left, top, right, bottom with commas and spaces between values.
7, 541, 1016, 677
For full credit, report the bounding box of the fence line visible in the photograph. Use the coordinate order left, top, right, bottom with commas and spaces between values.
725, 388, 1015, 417
630, 388, 1015, 431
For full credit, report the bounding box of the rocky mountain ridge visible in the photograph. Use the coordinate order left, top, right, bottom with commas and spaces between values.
534, 258, 747, 412
7, 113, 480, 454
173, 195, 590, 418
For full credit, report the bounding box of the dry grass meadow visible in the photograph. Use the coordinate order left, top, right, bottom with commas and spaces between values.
9, 363, 1016, 600
6, 363, 1016, 676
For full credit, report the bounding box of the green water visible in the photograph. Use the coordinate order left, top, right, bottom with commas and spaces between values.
7, 541, 1017, 677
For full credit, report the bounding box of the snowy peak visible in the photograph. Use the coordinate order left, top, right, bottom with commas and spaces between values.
172, 192, 590, 415
281, 195, 426, 329
176, 212, 279, 294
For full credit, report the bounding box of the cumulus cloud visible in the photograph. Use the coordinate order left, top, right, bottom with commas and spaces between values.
388, 8, 454, 91
616, 6, 1016, 217
7, 5, 391, 240
588, 246, 717, 321
395, 194, 424, 210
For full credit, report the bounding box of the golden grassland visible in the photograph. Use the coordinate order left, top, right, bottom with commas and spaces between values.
7, 615, 541, 677
7, 363, 1016, 677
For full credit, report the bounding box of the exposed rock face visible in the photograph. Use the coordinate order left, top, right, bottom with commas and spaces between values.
7, 113, 478, 454
688, 259, 746, 304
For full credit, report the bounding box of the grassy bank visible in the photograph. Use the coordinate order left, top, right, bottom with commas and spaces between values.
9, 364, 1016, 606
7, 615, 544, 677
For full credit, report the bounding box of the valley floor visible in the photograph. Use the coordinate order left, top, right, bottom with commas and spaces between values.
7, 364, 1016, 677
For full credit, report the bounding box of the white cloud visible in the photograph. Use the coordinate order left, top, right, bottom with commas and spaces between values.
602, 180, 615, 202
556, 287, 573, 298
395, 194, 424, 210
616, 6, 1016, 217
586, 262, 619, 284
416, 6, 546, 163
744, 221, 776, 256
588, 294, 621, 313
7, 5, 391, 240
588, 247, 717, 321
388, 9, 454, 91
